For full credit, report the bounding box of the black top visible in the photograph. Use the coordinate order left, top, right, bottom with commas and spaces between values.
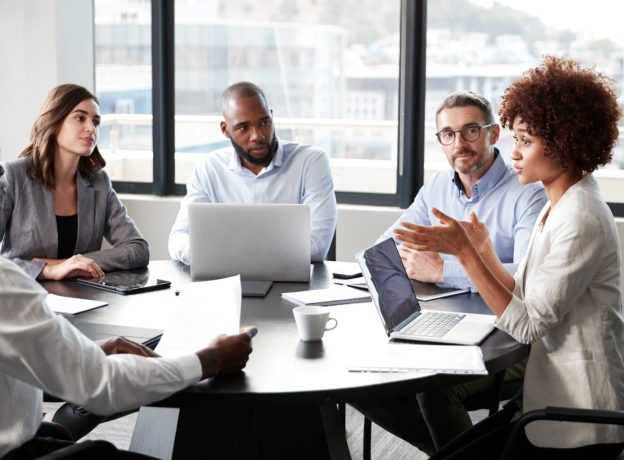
56, 214, 78, 259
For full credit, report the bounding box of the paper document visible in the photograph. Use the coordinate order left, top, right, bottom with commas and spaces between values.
155, 275, 241, 358
347, 343, 487, 375
46, 293, 108, 315
282, 286, 371, 306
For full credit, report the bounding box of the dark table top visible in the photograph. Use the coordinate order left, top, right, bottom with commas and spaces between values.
42, 261, 529, 408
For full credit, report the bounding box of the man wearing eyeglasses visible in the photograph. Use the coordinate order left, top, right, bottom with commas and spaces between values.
354, 91, 546, 455
380, 90, 546, 292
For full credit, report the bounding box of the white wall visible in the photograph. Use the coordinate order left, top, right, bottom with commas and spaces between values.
118, 195, 624, 290
0, 0, 94, 162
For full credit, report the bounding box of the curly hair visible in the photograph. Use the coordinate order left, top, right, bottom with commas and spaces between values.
19, 84, 106, 188
499, 56, 621, 174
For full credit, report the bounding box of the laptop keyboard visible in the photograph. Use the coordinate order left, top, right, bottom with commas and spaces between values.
403, 311, 466, 338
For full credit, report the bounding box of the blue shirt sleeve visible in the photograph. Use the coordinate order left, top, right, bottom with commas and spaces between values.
301, 151, 337, 261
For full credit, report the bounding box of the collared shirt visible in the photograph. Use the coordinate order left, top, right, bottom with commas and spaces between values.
380, 150, 547, 291
0, 257, 202, 457
168, 139, 337, 264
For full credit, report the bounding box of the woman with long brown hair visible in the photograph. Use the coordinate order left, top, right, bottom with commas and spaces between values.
0, 84, 148, 280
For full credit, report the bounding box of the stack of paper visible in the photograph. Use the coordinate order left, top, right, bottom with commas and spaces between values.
155, 275, 241, 358
282, 286, 371, 306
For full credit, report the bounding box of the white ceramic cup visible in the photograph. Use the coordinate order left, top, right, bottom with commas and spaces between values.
293, 305, 338, 341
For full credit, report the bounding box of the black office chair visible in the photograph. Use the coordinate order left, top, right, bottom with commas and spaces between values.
34, 440, 118, 459
501, 406, 624, 460
326, 231, 337, 261
360, 370, 523, 460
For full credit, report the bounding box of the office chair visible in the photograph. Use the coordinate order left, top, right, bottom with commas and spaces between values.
326, 231, 337, 261
501, 406, 624, 460
34, 440, 117, 459
360, 369, 522, 460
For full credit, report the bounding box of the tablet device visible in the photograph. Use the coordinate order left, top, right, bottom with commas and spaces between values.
76, 269, 171, 295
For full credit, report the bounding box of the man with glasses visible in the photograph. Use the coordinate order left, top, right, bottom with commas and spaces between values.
353, 91, 546, 455
379, 90, 546, 291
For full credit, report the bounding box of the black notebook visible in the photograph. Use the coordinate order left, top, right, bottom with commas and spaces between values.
76, 269, 171, 295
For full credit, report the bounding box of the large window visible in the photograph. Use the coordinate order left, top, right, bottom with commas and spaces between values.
95, 0, 153, 184
94, 0, 624, 210
94, 0, 402, 195
425, 0, 624, 205
172, 0, 401, 194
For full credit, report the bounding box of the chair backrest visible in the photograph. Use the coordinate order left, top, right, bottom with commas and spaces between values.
35, 440, 118, 460
326, 231, 337, 261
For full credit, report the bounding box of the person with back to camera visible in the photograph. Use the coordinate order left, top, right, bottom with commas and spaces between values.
0, 83, 149, 281
0, 162, 258, 460
397, 56, 624, 459
0, 83, 152, 440
168, 81, 337, 264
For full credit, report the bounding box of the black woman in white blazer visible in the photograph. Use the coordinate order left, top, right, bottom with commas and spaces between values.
395, 56, 624, 459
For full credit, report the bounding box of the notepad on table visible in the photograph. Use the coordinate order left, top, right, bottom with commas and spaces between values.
282, 286, 371, 306
46, 293, 108, 315
347, 343, 487, 375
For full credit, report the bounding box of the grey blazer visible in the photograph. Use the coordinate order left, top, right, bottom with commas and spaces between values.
0, 157, 149, 278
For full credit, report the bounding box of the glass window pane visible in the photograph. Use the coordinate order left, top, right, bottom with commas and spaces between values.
425, 0, 624, 203
95, 0, 153, 183
174, 0, 400, 193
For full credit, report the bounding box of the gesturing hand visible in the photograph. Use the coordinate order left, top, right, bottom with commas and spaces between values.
394, 208, 471, 257
458, 211, 491, 254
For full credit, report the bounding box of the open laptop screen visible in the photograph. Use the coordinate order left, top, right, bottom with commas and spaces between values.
359, 238, 420, 334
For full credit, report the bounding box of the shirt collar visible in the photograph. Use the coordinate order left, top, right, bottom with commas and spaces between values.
228, 138, 284, 174
451, 148, 505, 198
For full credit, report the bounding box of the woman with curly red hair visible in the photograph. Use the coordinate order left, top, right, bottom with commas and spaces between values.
396, 56, 624, 459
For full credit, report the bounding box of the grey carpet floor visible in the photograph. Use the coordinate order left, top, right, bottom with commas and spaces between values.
42, 402, 488, 459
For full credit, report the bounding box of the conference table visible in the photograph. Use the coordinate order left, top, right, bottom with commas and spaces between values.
41, 261, 528, 460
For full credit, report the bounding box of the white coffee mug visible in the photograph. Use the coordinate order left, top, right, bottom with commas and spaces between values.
293, 305, 338, 341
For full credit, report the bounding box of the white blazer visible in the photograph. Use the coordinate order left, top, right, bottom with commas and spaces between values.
497, 174, 624, 448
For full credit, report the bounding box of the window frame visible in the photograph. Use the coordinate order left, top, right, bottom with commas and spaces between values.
110, 0, 426, 208
108, 0, 624, 217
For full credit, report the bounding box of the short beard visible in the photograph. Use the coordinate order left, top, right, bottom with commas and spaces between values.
231, 133, 278, 166
451, 148, 490, 174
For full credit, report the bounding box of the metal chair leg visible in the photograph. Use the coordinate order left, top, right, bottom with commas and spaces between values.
363, 417, 372, 460
338, 402, 346, 430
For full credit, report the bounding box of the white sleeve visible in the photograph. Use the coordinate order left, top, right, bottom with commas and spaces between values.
0, 260, 202, 416
168, 163, 214, 265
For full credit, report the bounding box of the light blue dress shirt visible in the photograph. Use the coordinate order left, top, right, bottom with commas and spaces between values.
380, 150, 547, 291
169, 139, 337, 264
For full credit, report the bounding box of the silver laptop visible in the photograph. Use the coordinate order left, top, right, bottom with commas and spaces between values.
356, 238, 495, 345
189, 203, 311, 282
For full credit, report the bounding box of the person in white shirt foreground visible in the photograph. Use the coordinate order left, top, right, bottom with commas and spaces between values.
398, 56, 624, 459
168, 81, 337, 264
0, 204, 256, 459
